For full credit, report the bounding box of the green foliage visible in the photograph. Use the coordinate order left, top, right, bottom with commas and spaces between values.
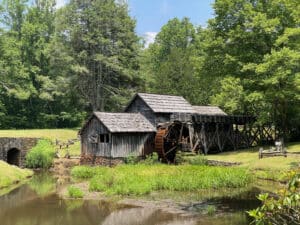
25, 139, 55, 168
248, 171, 300, 225
71, 164, 252, 196
124, 154, 139, 165
211, 77, 244, 114
140, 152, 160, 165
68, 186, 84, 198
71, 166, 97, 179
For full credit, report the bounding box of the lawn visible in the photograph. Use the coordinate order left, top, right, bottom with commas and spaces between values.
0, 129, 81, 156
0, 129, 79, 141
0, 161, 33, 189
205, 142, 300, 181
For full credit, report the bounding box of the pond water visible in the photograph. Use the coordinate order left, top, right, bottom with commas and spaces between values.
0, 172, 262, 225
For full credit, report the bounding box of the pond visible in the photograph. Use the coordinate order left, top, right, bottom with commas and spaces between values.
0, 172, 263, 225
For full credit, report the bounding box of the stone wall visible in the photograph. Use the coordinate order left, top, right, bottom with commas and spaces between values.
80, 154, 123, 167
0, 138, 39, 167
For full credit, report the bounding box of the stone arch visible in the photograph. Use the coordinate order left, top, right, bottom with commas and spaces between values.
7, 148, 21, 166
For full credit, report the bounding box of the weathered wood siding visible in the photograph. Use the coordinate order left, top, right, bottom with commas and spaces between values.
81, 115, 154, 158
125, 96, 172, 126
125, 95, 156, 125
111, 133, 151, 158
81, 116, 111, 157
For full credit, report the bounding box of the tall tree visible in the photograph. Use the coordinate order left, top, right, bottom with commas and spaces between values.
143, 18, 204, 104
59, 0, 141, 112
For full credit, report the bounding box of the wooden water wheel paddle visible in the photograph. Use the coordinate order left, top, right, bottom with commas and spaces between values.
155, 122, 183, 163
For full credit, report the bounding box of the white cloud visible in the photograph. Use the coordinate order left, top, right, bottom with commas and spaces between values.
143, 32, 157, 48
56, 0, 67, 9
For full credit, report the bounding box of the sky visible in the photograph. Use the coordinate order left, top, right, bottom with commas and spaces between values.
128, 0, 215, 46
55, 0, 215, 47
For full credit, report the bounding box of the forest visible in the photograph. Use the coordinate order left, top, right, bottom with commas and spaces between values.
0, 0, 299, 141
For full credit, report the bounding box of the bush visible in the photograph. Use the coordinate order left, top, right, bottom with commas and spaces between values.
25, 139, 55, 169
68, 186, 84, 198
248, 170, 300, 225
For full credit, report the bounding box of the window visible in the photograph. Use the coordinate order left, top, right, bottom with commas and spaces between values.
99, 134, 110, 143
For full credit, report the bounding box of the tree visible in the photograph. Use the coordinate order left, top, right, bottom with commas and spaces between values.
143, 18, 204, 104
59, 0, 141, 112
205, 0, 300, 139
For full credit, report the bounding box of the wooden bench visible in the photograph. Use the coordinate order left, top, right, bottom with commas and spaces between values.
259, 141, 287, 159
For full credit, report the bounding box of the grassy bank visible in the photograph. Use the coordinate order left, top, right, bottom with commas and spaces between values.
71, 164, 252, 196
0, 161, 33, 189
0, 129, 80, 156
205, 142, 300, 181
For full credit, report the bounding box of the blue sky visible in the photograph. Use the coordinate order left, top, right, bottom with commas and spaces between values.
56, 0, 215, 46
129, 0, 214, 46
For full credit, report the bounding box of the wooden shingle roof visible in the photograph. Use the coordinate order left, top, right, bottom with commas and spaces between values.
127, 93, 195, 113
192, 106, 227, 116
94, 112, 156, 133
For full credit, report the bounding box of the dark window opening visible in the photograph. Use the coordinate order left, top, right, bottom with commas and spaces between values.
7, 148, 21, 166
99, 134, 110, 143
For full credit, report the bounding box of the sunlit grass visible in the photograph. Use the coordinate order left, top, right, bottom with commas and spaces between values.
0, 161, 33, 189
72, 164, 252, 196
0, 129, 79, 141
205, 142, 300, 181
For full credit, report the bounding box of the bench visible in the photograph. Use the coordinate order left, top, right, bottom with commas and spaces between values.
259, 141, 287, 159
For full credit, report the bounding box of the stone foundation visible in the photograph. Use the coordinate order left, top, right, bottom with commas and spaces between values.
80, 154, 124, 166
0, 137, 39, 167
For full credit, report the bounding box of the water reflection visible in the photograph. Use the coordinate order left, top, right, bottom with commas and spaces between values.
0, 172, 258, 225
0, 184, 196, 225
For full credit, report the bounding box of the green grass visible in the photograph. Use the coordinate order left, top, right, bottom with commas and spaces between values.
68, 186, 84, 198
0, 129, 81, 156
205, 142, 300, 181
0, 129, 79, 141
71, 164, 252, 196
0, 161, 33, 189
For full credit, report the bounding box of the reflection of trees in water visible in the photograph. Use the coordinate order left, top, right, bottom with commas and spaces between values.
0, 191, 198, 225
102, 207, 197, 225
28, 172, 56, 197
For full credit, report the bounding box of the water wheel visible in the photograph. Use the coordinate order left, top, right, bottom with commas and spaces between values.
155, 121, 183, 163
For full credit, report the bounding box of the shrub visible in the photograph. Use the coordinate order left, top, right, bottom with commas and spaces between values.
25, 139, 55, 169
248, 171, 300, 225
68, 186, 84, 198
